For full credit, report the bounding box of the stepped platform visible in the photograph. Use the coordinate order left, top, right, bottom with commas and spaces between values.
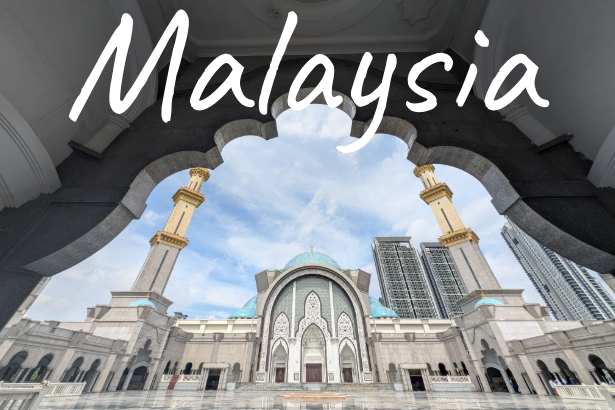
234, 382, 394, 392
276, 392, 353, 400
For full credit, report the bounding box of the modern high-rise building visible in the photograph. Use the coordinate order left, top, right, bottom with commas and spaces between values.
372, 237, 438, 319
419, 242, 466, 319
502, 221, 615, 321
413, 165, 500, 293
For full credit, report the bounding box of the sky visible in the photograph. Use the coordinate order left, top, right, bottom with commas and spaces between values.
27, 105, 615, 322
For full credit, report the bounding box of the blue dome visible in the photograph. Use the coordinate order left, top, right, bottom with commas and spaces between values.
369, 297, 399, 318
129, 299, 155, 308
229, 295, 257, 319
283, 251, 341, 271
475, 298, 504, 308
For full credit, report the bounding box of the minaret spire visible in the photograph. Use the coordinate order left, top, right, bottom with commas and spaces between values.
131, 168, 209, 295
414, 164, 500, 292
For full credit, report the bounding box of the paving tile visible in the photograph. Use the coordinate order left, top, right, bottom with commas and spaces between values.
38, 390, 610, 410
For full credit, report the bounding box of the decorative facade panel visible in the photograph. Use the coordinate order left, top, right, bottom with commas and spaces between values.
296, 292, 331, 341
293, 276, 332, 333
273, 313, 289, 341
337, 313, 354, 340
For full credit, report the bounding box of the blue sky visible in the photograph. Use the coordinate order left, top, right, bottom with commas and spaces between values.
28, 105, 615, 321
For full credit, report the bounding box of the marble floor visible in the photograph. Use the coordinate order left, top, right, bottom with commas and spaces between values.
38, 390, 611, 410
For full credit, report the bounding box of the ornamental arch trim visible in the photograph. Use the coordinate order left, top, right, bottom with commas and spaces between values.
258, 266, 370, 373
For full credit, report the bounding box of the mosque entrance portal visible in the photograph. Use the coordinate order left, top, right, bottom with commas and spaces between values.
205, 369, 221, 390
275, 368, 285, 383
408, 369, 426, 391
306, 364, 322, 383
343, 368, 352, 383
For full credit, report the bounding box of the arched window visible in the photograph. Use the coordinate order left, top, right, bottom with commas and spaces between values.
232, 363, 241, 382
163, 361, 171, 375
388, 363, 397, 383
0, 351, 28, 382
589, 354, 615, 384
183, 362, 193, 375
438, 363, 448, 376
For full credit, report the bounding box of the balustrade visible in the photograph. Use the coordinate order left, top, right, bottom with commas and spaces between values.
555, 384, 605, 401
430, 375, 472, 383
0, 381, 49, 410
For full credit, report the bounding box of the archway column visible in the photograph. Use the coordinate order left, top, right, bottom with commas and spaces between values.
562, 350, 594, 385
507, 365, 530, 395
143, 360, 159, 390
13, 367, 29, 383
91, 355, 118, 393
499, 368, 514, 393
48, 349, 76, 383
121, 368, 135, 390
471, 359, 491, 393
105, 356, 130, 392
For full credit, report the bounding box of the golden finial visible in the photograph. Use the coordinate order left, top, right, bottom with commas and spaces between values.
310, 244, 314, 253
189, 168, 210, 182
145, 292, 150, 300
481, 290, 486, 299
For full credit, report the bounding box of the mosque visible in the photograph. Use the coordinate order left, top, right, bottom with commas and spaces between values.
0, 167, 613, 396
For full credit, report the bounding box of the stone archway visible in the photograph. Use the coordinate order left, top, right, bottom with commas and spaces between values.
2, 54, 615, 331
589, 354, 615, 384
62, 357, 84, 383
302, 324, 327, 383
26, 353, 53, 383
83, 359, 101, 392
0, 350, 28, 382
258, 267, 371, 383
270, 339, 289, 383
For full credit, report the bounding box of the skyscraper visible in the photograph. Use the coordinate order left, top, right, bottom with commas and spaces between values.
372, 237, 438, 319
502, 221, 615, 321
419, 242, 466, 318
413, 165, 500, 293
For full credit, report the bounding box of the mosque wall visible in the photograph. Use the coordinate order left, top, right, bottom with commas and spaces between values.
371, 333, 452, 383
179, 333, 253, 380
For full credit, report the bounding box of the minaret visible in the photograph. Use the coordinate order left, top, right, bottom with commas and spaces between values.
131, 168, 209, 295
413, 164, 500, 293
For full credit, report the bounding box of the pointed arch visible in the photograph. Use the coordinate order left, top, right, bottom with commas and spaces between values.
273, 312, 290, 341
296, 292, 331, 342
337, 312, 354, 340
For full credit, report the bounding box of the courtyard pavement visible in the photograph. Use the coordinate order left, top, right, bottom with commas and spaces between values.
37, 390, 611, 410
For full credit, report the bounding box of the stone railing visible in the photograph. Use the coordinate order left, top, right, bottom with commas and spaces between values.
161, 374, 201, 383
47, 382, 86, 396
0, 381, 49, 410
555, 384, 605, 401
430, 375, 472, 383
178, 374, 200, 383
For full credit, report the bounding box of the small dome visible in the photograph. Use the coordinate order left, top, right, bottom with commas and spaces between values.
369, 297, 399, 318
283, 251, 341, 271
229, 295, 257, 319
475, 298, 504, 308
129, 299, 155, 308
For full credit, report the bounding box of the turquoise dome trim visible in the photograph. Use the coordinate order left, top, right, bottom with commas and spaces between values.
475, 298, 504, 308
369, 297, 399, 318
229, 295, 257, 319
129, 299, 155, 308
283, 251, 342, 271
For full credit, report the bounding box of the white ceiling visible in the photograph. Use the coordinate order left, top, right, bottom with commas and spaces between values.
140, 0, 479, 61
